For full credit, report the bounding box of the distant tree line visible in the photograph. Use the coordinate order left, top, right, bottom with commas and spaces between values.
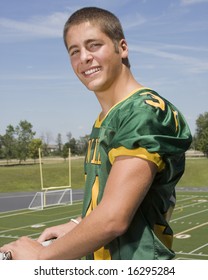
0, 112, 208, 164
0, 120, 89, 164
191, 112, 208, 157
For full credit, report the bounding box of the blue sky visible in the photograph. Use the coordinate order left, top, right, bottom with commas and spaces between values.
0, 0, 208, 143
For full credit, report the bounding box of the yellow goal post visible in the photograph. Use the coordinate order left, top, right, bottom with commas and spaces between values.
28, 148, 72, 210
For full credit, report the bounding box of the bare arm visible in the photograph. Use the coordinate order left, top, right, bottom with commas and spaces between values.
0, 156, 157, 259
39, 156, 157, 259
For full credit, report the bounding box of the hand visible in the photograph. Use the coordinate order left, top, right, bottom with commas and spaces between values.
0, 236, 43, 260
37, 221, 78, 244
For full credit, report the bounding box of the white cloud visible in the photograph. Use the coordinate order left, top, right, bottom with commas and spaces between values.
130, 43, 208, 73
122, 13, 147, 30
0, 12, 69, 41
181, 0, 208, 5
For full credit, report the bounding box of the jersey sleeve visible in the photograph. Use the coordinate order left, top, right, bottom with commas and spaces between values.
108, 96, 192, 169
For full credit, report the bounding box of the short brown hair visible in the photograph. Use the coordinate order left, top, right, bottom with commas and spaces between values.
63, 7, 130, 68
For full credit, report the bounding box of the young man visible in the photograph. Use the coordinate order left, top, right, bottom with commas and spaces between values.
0, 7, 192, 260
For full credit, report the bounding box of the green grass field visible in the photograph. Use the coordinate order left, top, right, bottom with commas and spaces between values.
177, 158, 208, 187
0, 157, 207, 259
0, 157, 85, 192
0, 157, 207, 192
0, 192, 207, 259
171, 191, 208, 259
0, 202, 83, 247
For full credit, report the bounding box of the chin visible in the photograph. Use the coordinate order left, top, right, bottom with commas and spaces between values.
84, 81, 104, 92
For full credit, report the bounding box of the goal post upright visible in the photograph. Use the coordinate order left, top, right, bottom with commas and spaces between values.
39, 147, 44, 191
29, 148, 72, 210
38, 148, 71, 192
68, 148, 71, 188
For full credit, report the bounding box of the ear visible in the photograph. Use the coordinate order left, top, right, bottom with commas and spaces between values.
119, 39, 128, 59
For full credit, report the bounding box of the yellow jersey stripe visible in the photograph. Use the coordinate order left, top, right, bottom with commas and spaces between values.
108, 146, 165, 172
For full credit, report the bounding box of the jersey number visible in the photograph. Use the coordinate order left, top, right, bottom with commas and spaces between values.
140, 92, 179, 131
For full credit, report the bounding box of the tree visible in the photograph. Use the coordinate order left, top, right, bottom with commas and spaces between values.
66, 132, 72, 142
56, 133, 62, 155
68, 138, 77, 155
62, 142, 70, 160
29, 138, 42, 163
0, 125, 16, 163
0, 136, 3, 159
76, 135, 89, 155
40, 131, 53, 156
15, 120, 36, 163
195, 112, 208, 157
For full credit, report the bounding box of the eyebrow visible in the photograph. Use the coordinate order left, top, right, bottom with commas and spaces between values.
67, 45, 77, 53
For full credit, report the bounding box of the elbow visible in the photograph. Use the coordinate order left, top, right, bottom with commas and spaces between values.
103, 215, 130, 238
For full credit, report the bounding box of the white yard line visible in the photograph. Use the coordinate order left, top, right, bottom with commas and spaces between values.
175, 252, 208, 258
189, 243, 208, 254
176, 195, 198, 203
174, 200, 207, 211
0, 201, 82, 219
174, 221, 208, 236
0, 214, 79, 235
171, 208, 208, 222
0, 217, 68, 234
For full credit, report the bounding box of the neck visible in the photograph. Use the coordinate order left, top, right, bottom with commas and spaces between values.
94, 68, 143, 120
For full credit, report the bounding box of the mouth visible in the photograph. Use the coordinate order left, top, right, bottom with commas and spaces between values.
83, 67, 101, 77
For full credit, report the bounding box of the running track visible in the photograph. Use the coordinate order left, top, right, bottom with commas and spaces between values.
0, 189, 84, 212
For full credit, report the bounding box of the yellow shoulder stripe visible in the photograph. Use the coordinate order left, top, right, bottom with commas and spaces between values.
108, 146, 165, 172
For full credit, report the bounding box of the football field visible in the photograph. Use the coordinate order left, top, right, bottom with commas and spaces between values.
0, 201, 82, 248
171, 191, 208, 260
0, 190, 207, 260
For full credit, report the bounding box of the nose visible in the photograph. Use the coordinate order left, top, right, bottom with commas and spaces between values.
80, 48, 93, 64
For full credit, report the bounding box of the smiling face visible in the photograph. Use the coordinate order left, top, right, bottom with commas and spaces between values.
65, 22, 128, 94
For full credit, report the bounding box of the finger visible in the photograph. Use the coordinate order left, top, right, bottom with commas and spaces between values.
37, 231, 57, 243
0, 243, 13, 252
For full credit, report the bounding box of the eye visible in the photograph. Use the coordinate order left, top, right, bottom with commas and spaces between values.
69, 49, 79, 57
89, 42, 102, 51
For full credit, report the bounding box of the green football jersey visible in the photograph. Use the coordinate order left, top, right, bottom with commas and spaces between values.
82, 87, 192, 260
